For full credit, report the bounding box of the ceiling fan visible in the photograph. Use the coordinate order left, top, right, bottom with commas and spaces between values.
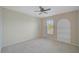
34, 6, 51, 15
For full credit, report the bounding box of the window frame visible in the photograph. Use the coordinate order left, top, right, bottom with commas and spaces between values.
46, 18, 54, 35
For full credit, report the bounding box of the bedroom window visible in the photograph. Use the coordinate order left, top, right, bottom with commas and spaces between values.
46, 19, 54, 34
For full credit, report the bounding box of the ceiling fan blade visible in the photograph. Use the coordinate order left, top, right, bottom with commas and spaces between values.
34, 6, 51, 15
45, 8, 51, 11
39, 13, 42, 15
39, 6, 45, 11
43, 12, 48, 14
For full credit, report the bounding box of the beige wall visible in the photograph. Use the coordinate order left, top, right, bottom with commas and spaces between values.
0, 7, 3, 52
2, 8, 39, 47
38, 17, 56, 39
39, 10, 79, 46
54, 11, 78, 46
77, 9, 79, 46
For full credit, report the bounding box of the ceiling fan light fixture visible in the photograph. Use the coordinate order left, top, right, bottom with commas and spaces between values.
34, 6, 51, 15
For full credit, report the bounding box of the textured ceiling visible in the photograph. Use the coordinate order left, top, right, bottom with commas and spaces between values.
3, 6, 79, 17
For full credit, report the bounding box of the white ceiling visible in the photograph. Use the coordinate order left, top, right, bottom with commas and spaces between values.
3, 6, 79, 17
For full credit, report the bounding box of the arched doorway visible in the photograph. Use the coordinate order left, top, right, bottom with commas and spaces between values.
57, 19, 71, 43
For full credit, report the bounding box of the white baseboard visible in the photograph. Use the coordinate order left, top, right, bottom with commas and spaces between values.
3, 38, 37, 48
54, 39, 79, 47
70, 43, 79, 47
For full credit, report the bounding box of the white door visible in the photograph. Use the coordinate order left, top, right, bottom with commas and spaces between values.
57, 19, 71, 43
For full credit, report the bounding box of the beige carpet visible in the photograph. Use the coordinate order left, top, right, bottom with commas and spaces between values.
2, 38, 79, 53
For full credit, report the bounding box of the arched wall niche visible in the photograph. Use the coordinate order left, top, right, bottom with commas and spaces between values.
57, 19, 71, 43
